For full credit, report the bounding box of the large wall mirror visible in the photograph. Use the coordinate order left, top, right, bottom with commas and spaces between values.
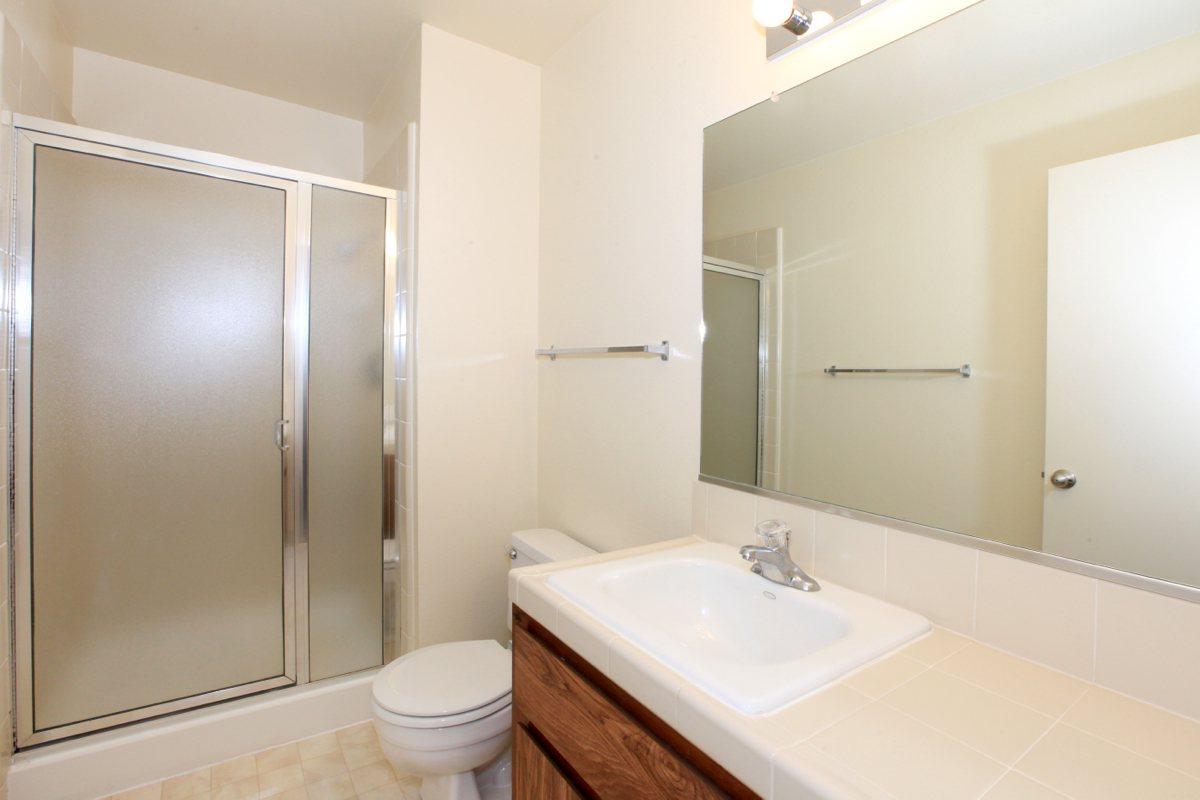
701, 0, 1200, 591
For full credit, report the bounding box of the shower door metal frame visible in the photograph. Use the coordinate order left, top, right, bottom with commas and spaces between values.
8, 115, 398, 749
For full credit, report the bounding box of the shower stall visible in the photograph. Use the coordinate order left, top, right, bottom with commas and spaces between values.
5, 116, 400, 747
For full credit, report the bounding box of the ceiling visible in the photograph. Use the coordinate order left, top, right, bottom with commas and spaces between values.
52, 0, 610, 120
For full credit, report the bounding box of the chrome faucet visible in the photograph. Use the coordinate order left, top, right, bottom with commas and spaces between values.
740, 520, 820, 592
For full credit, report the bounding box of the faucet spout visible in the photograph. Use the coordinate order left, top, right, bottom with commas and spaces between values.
740, 523, 820, 592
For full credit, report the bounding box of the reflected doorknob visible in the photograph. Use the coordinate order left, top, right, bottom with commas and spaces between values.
1050, 469, 1077, 489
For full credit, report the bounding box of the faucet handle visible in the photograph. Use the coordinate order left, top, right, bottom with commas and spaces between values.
755, 519, 791, 549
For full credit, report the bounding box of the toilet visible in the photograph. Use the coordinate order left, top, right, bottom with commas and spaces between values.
372, 529, 597, 800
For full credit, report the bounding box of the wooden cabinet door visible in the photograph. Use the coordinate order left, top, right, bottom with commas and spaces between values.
514, 723, 584, 800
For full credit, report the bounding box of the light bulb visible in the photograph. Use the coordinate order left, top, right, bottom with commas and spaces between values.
810, 10, 834, 29
752, 0, 797, 28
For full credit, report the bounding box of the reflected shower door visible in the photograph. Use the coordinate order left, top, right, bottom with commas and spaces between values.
17, 136, 297, 743
701, 265, 764, 485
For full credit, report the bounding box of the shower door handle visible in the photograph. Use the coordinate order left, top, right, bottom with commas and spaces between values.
275, 419, 290, 452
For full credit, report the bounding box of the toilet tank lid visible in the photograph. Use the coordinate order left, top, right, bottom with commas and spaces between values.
511, 528, 597, 564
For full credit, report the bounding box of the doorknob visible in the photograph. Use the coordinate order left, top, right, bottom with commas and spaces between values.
1050, 469, 1076, 489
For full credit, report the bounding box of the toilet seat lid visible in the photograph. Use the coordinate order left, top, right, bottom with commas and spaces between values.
373, 640, 512, 718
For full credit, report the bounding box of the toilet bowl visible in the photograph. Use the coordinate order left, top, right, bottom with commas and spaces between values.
372, 529, 596, 800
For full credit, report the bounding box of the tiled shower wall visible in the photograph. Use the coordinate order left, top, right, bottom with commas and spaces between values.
365, 122, 418, 659
1, 10, 75, 794
703, 228, 783, 491
695, 479, 1200, 723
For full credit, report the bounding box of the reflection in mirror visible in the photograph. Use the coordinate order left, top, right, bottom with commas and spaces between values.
701, 0, 1200, 588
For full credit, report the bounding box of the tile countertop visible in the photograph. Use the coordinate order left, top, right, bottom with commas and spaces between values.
508, 536, 1200, 800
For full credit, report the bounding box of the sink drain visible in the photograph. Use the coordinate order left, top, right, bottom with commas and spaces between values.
763, 590, 777, 600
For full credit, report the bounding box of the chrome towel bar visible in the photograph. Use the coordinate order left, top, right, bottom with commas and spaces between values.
536, 341, 670, 361
825, 364, 971, 377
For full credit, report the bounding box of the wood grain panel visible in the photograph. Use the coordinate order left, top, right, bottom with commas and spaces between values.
514, 723, 585, 800
513, 617, 739, 799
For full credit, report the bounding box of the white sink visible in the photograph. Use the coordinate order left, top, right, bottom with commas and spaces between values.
546, 541, 929, 714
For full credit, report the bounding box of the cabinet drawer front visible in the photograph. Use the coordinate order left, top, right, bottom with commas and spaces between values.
514, 723, 585, 800
513, 621, 729, 799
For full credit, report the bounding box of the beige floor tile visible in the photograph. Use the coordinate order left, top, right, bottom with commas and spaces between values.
885, 669, 1055, 764
811, 703, 1006, 799
259, 763, 305, 797
211, 755, 257, 789
335, 721, 376, 747
255, 743, 300, 774
357, 784, 408, 800
341, 739, 387, 769
768, 684, 871, 743
300, 750, 349, 783
982, 772, 1069, 799
350, 760, 398, 794
111, 784, 164, 800
842, 654, 926, 699
305, 772, 357, 800
296, 731, 340, 761
396, 774, 422, 797
1063, 687, 1200, 779
936, 644, 1088, 716
162, 766, 211, 799
209, 776, 259, 800
1018, 724, 1200, 800
269, 790, 309, 800
901, 627, 971, 666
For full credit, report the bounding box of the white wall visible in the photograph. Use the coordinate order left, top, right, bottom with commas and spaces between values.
415, 25, 541, 646
0, 0, 72, 116
364, 29, 421, 185
71, 49, 363, 181
538, 0, 980, 553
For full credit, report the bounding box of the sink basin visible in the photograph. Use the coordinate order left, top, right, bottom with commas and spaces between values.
546, 541, 929, 714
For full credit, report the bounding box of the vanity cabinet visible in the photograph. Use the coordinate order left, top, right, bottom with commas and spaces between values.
512, 606, 757, 800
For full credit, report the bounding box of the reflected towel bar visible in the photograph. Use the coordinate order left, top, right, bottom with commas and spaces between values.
824, 364, 971, 377
536, 341, 670, 361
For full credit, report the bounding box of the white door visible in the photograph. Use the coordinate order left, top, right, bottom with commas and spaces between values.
1043, 134, 1200, 586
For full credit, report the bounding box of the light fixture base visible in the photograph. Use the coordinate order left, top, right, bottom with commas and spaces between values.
765, 0, 891, 59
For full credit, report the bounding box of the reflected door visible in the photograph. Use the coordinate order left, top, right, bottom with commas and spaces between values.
1043, 134, 1200, 585
701, 265, 764, 485
18, 138, 297, 742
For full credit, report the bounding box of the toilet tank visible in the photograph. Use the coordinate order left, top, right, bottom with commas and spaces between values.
510, 528, 596, 569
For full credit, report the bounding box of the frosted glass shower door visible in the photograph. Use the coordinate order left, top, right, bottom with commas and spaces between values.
16, 137, 297, 743
307, 186, 387, 681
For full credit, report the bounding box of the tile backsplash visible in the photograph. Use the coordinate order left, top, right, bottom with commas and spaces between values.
695, 480, 1200, 722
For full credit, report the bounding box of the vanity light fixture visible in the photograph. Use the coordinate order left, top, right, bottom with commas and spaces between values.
756, 0, 891, 60
752, 0, 814, 35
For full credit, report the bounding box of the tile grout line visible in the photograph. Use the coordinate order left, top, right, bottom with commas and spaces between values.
1011, 769, 1075, 799
970, 549, 980, 636
881, 528, 889, 600
1090, 579, 1099, 683
982, 686, 1092, 800
1055, 719, 1200, 784
927, 660, 1078, 720
974, 767, 1014, 799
